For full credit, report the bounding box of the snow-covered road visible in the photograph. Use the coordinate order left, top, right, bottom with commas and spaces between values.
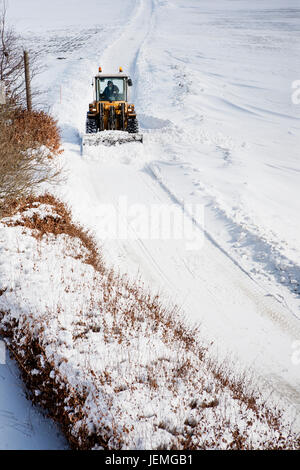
3, 0, 300, 448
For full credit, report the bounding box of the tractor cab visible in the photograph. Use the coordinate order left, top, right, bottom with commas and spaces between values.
95, 74, 132, 103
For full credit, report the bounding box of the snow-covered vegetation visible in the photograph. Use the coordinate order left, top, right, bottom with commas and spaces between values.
0, 195, 299, 449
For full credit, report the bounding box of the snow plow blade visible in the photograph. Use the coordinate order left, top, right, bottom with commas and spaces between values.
82, 130, 143, 148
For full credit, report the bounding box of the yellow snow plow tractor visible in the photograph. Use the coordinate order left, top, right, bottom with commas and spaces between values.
82, 67, 143, 147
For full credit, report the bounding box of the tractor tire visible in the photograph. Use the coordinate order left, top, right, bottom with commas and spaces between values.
127, 118, 139, 134
86, 116, 98, 133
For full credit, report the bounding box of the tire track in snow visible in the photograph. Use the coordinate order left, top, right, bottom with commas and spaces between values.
100, 0, 155, 81
140, 164, 300, 413
148, 161, 300, 341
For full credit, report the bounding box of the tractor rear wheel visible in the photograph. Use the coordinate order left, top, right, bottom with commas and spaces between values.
86, 116, 98, 133
127, 118, 139, 134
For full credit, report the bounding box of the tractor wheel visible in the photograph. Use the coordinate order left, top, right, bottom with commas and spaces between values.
108, 106, 116, 130
86, 116, 98, 133
127, 118, 139, 134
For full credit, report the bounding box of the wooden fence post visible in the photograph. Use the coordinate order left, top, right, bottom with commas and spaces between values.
23, 50, 32, 112
0, 80, 5, 105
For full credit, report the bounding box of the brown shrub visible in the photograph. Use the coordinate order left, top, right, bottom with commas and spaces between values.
0, 106, 62, 214
2, 194, 104, 273
12, 109, 62, 156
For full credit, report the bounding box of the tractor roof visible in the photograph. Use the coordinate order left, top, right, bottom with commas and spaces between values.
95, 73, 129, 79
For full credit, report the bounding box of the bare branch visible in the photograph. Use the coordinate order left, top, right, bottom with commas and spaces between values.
0, 1, 42, 107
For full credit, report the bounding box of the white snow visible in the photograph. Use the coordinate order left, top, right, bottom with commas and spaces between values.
2, 0, 300, 448
0, 348, 67, 449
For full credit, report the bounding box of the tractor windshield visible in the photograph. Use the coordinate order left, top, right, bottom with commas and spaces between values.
96, 77, 127, 102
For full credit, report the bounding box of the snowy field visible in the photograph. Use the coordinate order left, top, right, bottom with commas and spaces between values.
1, 0, 300, 448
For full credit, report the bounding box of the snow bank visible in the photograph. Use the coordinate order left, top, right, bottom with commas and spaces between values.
0, 195, 298, 450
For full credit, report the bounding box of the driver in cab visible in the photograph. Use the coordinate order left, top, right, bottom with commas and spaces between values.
103, 80, 119, 100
